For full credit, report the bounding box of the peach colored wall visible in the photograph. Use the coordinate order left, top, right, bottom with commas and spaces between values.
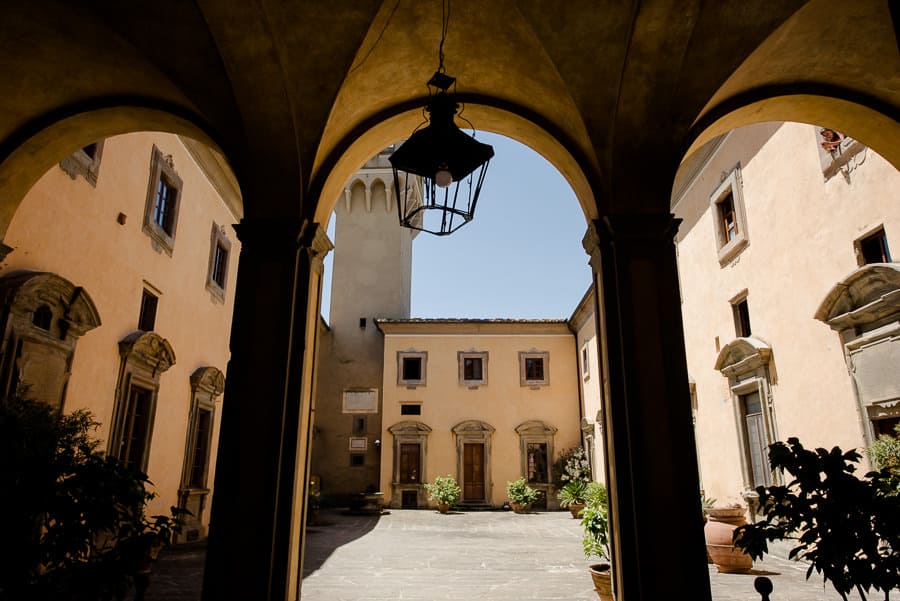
674, 122, 900, 504
378, 322, 582, 508
2, 132, 240, 522
570, 287, 607, 484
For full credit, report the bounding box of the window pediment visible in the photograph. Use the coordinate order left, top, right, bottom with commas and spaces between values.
0, 271, 101, 337
119, 331, 176, 374
815, 264, 900, 331
190, 366, 225, 397
515, 420, 558, 436
715, 337, 772, 377
451, 419, 495, 435
388, 420, 432, 435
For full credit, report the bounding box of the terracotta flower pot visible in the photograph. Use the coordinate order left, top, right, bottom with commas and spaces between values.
510, 501, 530, 514
568, 502, 586, 518
704, 506, 753, 573
588, 562, 614, 601
437, 502, 449, 514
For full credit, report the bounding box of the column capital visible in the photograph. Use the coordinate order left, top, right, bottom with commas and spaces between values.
597, 213, 681, 245
302, 223, 334, 274
233, 217, 308, 252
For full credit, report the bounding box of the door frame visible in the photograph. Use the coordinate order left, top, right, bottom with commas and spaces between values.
452, 420, 494, 506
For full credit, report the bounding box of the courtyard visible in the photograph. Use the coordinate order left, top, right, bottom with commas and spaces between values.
147, 509, 865, 601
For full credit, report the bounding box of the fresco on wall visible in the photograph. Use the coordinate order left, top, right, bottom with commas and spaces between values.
817, 126, 867, 179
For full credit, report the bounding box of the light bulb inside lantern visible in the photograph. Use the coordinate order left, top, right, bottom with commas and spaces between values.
435, 168, 453, 188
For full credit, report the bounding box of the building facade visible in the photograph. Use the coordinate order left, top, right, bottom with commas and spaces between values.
671, 121, 900, 506
376, 318, 583, 510
0, 131, 241, 541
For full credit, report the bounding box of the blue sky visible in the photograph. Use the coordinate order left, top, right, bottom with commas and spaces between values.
322, 132, 592, 320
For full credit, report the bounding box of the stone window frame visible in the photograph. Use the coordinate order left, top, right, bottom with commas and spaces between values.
387, 420, 432, 508
458, 350, 488, 387
397, 350, 427, 388
108, 331, 176, 473
206, 223, 232, 301
519, 350, 550, 387
59, 140, 105, 186
142, 145, 183, 256
515, 420, 558, 509
729, 289, 751, 338
709, 165, 749, 266
180, 366, 224, 492
715, 337, 780, 491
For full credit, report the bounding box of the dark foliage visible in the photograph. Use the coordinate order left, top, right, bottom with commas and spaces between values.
0, 393, 185, 601
733, 437, 900, 601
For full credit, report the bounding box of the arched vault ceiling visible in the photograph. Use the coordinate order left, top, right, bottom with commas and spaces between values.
0, 0, 897, 228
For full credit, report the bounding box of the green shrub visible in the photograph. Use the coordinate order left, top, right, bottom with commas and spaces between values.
506, 477, 539, 506
424, 474, 461, 505
0, 393, 185, 600
581, 481, 609, 560
557, 480, 588, 508
867, 423, 900, 496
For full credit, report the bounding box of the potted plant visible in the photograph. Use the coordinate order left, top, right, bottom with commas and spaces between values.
734, 437, 900, 601
558, 480, 589, 518
424, 474, 461, 513
506, 477, 539, 513
581, 481, 612, 601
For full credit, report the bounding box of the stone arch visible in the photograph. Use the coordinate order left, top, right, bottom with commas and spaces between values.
0, 106, 232, 242
0, 270, 101, 408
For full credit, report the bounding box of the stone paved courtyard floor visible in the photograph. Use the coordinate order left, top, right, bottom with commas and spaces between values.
146, 508, 868, 600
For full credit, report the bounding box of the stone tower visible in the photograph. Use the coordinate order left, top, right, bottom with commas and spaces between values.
311, 148, 421, 505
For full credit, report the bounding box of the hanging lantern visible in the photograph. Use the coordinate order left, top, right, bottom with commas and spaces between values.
389, 1, 494, 236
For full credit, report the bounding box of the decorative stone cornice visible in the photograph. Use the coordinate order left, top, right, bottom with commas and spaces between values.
388, 420, 432, 434
815, 264, 900, 331
515, 420, 558, 435
190, 366, 226, 397
451, 419, 495, 434
715, 336, 772, 378
0, 270, 101, 337
119, 331, 176, 375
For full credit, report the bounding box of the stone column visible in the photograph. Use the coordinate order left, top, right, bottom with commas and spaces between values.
584, 215, 711, 601
202, 219, 330, 601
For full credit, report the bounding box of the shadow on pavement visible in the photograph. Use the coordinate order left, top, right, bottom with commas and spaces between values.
302, 509, 383, 576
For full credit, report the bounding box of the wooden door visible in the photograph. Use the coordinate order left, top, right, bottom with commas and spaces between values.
463, 443, 485, 501
399, 443, 420, 483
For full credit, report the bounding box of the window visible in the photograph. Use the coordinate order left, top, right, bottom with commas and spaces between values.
109, 331, 175, 473
397, 351, 427, 387
526, 442, 549, 483
458, 351, 488, 386
731, 294, 751, 338
856, 227, 892, 265
715, 338, 777, 490
206, 224, 231, 300
581, 344, 590, 379
118, 384, 155, 472
710, 166, 749, 266
59, 140, 104, 186
359, 317, 367, 329
352, 415, 367, 436
188, 408, 213, 488
400, 403, 421, 415
519, 351, 549, 386
388, 420, 433, 508
142, 145, 183, 254
138, 289, 158, 332
350, 454, 365, 467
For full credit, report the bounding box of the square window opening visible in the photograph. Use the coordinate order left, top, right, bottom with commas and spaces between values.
857, 228, 891, 265
400, 404, 421, 416
402, 357, 422, 381
350, 454, 365, 467
352, 415, 367, 436
139, 290, 158, 332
